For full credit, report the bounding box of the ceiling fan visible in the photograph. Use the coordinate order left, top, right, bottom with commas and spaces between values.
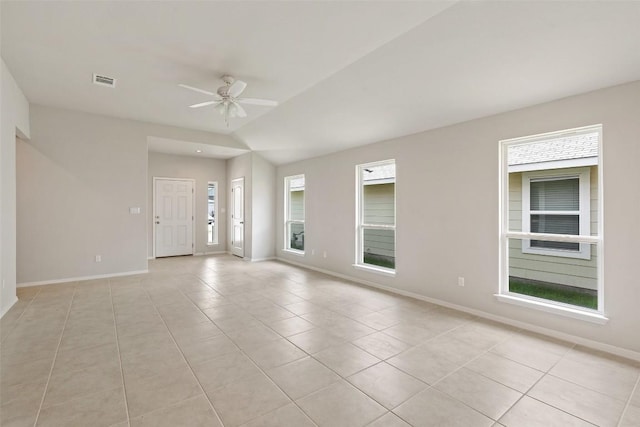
179, 75, 278, 126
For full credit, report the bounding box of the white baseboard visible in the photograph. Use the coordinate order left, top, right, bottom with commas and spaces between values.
0, 295, 19, 319
147, 256, 155, 260
250, 257, 276, 262
17, 270, 149, 288
276, 257, 640, 362
194, 251, 227, 256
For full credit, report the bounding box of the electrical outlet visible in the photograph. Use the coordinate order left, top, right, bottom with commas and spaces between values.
458, 277, 465, 287
95, 255, 102, 262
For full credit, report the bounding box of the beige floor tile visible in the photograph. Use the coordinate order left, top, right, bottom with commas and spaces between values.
499, 396, 593, 427
528, 375, 625, 427
347, 362, 428, 409
207, 373, 290, 427
434, 368, 522, 420
0, 379, 47, 427
549, 351, 639, 401
266, 316, 316, 337
226, 324, 282, 350
366, 412, 411, 427
43, 360, 122, 408
58, 329, 117, 353
239, 403, 315, 427
118, 330, 176, 360
442, 320, 514, 351
124, 365, 201, 418
243, 338, 307, 370
121, 346, 187, 383
193, 350, 262, 391
129, 395, 222, 427
267, 356, 341, 399
178, 334, 238, 365
394, 387, 493, 427
1, 356, 54, 387
355, 311, 402, 330
313, 342, 380, 377
282, 301, 325, 316
296, 380, 386, 427
631, 385, 640, 407
167, 321, 223, 345
620, 404, 640, 427
36, 387, 127, 427
491, 334, 572, 372
287, 328, 345, 354
466, 352, 544, 393
51, 342, 118, 376
352, 332, 412, 360
382, 323, 439, 345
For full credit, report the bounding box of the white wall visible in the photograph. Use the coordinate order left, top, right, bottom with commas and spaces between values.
277, 80, 640, 354
251, 153, 276, 261
1, 59, 30, 317
148, 152, 227, 257
17, 105, 241, 285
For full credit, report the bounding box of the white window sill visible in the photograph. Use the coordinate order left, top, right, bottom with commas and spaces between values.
494, 293, 608, 325
282, 249, 305, 257
353, 264, 396, 277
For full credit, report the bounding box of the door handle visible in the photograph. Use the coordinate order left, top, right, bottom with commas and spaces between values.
240, 221, 244, 224
156, 221, 160, 224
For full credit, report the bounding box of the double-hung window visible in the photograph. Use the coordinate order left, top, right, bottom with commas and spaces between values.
499, 125, 603, 320
284, 175, 305, 252
356, 160, 396, 272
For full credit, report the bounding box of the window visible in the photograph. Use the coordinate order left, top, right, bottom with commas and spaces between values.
356, 160, 396, 272
499, 125, 602, 318
284, 175, 305, 252
207, 182, 217, 245
522, 169, 590, 259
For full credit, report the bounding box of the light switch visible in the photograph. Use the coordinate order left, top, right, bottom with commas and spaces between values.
129, 207, 141, 214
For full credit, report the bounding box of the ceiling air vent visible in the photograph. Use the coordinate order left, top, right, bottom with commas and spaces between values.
92, 73, 116, 88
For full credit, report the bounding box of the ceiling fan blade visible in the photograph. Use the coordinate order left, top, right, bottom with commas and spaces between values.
178, 84, 216, 96
231, 102, 247, 118
237, 97, 278, 107
189, 100, 220, 109
228, 80, 247, 98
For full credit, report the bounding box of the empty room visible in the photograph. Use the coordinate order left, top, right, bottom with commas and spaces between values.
1, 1, 640, 426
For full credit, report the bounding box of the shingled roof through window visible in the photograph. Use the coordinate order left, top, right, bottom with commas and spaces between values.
508, 132, 599, 166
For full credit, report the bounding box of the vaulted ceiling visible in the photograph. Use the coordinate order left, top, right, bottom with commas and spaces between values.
3, 1, 640, 165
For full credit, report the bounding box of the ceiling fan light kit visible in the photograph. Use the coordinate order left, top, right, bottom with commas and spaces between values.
179, 75, 278, 126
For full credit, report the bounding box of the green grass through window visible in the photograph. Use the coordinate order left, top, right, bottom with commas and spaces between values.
509, 279, 597, 309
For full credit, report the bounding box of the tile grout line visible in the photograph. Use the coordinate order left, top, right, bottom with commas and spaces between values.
32, 287, 77, 426
175, 270, 321, 427
141, 280, 228, 427
109, 280, 132, 427
616, 370, 640, 426
0, 287, 42, 344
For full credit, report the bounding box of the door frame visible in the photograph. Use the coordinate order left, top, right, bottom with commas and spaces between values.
152, 176, 196, 259
230, 177, 245, 258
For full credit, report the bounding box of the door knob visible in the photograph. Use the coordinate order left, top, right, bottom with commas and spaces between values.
156, 221, 160, 224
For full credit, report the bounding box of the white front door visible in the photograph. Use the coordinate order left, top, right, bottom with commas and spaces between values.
230, 177, 244, 258
154, 178, 194, 257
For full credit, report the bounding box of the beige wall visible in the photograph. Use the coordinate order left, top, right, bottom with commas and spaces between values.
277, 80, 640, 354
226, 152, 276, 261
147, 152, 227, 258
1, 58, 30, 316
16, 105, 241, 285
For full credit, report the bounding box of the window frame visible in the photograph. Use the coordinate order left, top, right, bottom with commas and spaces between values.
207, 181, 218, 245
284, 174, 305, 254
355, 159, 396, 275
498, 125, 605, 321
521, 168, 591, 260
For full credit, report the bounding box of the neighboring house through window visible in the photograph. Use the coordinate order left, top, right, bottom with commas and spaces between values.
285, 175, 305, 252
356, 160, 396, 272
500, 125, 602, 317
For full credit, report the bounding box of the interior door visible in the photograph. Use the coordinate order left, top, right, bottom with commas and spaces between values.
155, 178, 194, 257
230, 177, 245, 257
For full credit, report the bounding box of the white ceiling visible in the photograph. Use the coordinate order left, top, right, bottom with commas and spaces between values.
3, 1, 640, 165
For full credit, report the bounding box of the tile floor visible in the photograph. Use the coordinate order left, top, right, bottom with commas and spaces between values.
1, 255, 639, 427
